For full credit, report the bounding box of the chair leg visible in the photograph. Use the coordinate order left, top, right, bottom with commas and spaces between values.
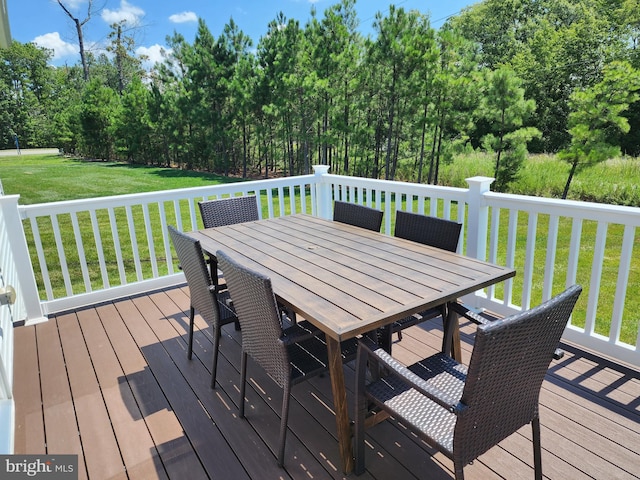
378, 325, 392, 354
239, 351, 248, 418
187, 306, 195, 360
532, 415, 543, 480
277, 382, 292, 467
210, 325, 221, 388
453, 459, 465, 480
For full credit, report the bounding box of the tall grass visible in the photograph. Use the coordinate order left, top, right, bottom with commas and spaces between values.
439, 153, 640, 206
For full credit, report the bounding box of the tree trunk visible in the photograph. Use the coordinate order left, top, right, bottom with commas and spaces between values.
57, 0, 91, 81
242, 119, 248, 178
562, 160, 579, 199
417, 103, 428, 184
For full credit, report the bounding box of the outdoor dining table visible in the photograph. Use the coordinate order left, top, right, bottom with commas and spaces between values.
188, 213, 516, 473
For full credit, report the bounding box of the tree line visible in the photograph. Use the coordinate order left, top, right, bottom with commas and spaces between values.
1, 0, 639, 195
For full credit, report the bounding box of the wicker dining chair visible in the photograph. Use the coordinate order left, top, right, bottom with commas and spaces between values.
381, 210, 463, 352
216, 249, 358, 467
354, 284, 582, 479
168, 226, 238, 388
198, 195, 260, 228
197, 195, 260, 289
333, 200, 383, 232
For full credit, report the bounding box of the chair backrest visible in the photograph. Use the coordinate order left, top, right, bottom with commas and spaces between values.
199, 195, 259, 229
216, 250, 290, 387
454, 284, 582, 465
333, 200, 383, 232
394, 210, 462, 252
168, 225, 219, 326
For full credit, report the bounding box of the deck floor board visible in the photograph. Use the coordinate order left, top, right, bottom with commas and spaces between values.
13, 285, 640, 480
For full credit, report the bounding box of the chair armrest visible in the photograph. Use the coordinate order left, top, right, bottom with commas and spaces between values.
358, 339, 467, 413
449, 303, 565, 360
448, 301, 490, 325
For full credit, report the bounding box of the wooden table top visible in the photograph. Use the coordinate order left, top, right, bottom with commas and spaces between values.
189, 214, 515, 342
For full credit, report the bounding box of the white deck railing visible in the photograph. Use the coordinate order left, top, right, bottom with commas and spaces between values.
0, 195, 20, 453
4, 167, 640, 372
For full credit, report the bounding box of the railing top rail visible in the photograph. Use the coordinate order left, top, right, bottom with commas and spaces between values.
485, 191, 640, 225
323, 174, 469, 199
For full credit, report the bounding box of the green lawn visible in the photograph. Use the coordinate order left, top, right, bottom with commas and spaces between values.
0, 155, 244, 204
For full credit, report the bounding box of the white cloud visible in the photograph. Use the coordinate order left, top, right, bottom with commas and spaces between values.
102, 0, 145, 27
32, 32, 78, 60
169, 11, 197, 24
136, 44, 170, 70
58, 0, 86, 10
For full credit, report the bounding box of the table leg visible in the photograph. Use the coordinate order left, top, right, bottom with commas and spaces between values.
442, 305, 462, 362
325, 336, 354, 474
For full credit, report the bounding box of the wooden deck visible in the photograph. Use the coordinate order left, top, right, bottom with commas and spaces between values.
13, 285, 640, 480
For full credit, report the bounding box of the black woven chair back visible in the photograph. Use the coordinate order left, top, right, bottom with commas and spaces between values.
333, 200, 383, 232
394, 210, 461, 252
216, 250, 290, 387
455, 284, 582, 465
168, 225, 218, 326
199, 195, 259, 228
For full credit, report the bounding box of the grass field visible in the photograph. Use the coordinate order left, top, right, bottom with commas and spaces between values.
0, 155, 244, 204
2, 153, 638, 345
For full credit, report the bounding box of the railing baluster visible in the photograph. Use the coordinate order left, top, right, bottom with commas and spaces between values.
289, 185, 296, 215
266, 188, 274, 218
585, 222, 608, 336
29, 216, 53, 300
543, 215, 560, 301
142, 203, 159, 278
158, 201, 172, 274
486, 207, 501, 300
70, 212, 92, 292
612, 224, 634, 344
505, 209, 518, 306
567, 218, 582, 290
522, 212, 538, 310
188, 197, 199, 231
108, 208, 126, 285
277, 186, 285, 216
50, 214, 73, 296
126, 205, 142, 282
90, 209, 109, 289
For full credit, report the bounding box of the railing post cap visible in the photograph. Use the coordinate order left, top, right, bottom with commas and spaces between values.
313, 165, 330, 175
466, 176, 495, 185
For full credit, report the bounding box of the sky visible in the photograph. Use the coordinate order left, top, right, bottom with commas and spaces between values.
6, 0, 477, 69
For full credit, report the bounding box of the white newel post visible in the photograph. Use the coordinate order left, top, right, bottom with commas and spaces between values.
465, 177, 494, 262
313, 165, 332, 220
0, 195, 46, 325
